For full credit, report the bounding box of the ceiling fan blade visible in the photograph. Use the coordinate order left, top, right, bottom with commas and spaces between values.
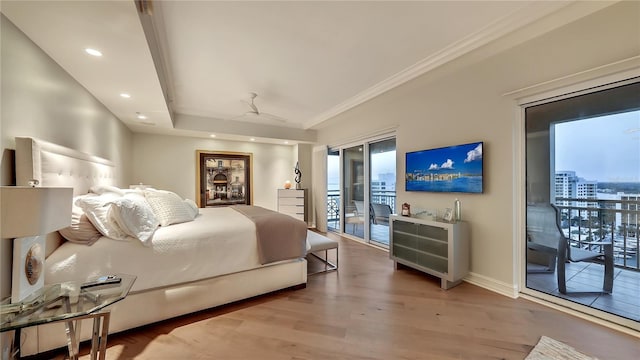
241, 99, 259, 114
229, 92, 289, 125
257, 112, 288, 123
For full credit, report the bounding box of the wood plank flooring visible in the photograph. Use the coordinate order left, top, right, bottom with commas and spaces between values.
43, 232, 639, 360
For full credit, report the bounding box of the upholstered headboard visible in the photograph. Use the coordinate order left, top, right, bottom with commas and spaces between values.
16, 137, 116, 196
15, 137, 116, 255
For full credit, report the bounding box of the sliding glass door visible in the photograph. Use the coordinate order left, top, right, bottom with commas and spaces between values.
369, 138, 396, 246
343, 145, 365, 239
524, 80, 640, 326
327, 135, 396, 247
327, 149, 340, 232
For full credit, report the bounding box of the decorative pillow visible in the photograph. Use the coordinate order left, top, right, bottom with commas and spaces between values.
58, 197, 102, 245
76, 193, 130, 241
144, 190, 196, 226
108, 195, 159, 246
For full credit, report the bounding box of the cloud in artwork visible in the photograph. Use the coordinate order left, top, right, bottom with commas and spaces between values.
464, 144, 483, 163
441, 159, 454, 169
428, 163, 439, 170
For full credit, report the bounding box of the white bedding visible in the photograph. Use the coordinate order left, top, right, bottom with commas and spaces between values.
45, 207, 266, 292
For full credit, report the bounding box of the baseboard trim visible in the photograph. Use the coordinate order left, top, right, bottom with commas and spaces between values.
464, 272, 518, 299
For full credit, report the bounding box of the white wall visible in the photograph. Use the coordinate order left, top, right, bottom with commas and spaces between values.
0, 15, 134, 298
0, 16, 133, 187
131, 133, 299, 211
315, 2, 640, 287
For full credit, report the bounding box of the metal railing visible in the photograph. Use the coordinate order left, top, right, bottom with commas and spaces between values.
555, 197, 639, 271
328, 193, 639, 271
327, 190, 396, 230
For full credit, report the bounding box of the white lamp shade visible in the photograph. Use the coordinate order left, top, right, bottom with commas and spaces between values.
1, 186, 73, 238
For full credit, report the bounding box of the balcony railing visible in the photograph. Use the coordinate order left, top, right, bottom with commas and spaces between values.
555, 197, 639, 271
327, 190, 396, 229
327, 193, 639, 271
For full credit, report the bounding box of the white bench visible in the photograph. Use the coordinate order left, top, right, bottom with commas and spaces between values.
306, 230, 338, 275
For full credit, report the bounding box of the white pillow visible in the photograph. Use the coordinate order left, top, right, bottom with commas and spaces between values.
184, 198, 200, 218
108, 195, 159, 246
76, 193, 130, 241
89, 185, 125, 196
58, 197, 102, 245
144, 190, 196, 226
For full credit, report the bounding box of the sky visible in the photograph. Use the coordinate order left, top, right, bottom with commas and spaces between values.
555, 110, 640, 182
327, 151, 395, 186
405, 142, 482, 175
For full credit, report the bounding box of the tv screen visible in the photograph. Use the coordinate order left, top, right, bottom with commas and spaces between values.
405, 141, 483, 193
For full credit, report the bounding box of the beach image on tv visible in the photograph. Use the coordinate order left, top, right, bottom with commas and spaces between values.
405, 142, 483, 193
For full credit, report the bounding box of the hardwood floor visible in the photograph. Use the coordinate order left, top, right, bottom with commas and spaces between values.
45, 233, 638, 360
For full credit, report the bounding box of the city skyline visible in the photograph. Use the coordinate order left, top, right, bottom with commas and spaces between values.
555, 110, 640, 183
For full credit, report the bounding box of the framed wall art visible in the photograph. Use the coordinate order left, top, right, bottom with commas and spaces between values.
196, 151, 253, 207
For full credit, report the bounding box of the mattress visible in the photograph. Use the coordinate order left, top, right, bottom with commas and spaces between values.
45, 207, 269, 292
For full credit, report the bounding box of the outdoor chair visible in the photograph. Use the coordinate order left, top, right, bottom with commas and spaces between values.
526, 203, 614, 294
371, 203, 392, 225
346, 200, 365, 232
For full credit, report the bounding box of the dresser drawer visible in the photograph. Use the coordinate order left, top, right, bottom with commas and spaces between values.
278, 189, 304, 198
279, 197, 303, 206
279, 205, 304, 214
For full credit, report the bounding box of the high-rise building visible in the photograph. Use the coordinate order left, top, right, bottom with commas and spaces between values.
555, 171, 598, 217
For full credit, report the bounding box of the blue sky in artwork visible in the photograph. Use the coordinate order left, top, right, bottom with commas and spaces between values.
406, 142, 483, 175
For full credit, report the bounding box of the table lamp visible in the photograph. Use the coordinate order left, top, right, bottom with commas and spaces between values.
1, 185, 73, 303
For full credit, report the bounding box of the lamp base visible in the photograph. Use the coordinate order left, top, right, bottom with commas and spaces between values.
11, 235, 45, 303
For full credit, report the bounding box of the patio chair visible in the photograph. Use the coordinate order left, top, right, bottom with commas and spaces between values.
345, 200, 365, 232
371, 203, 392, 225
526, 204, 614, 294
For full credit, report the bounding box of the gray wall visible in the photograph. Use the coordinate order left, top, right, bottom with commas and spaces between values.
315, 2, 640, 286
0, 15, 133, 298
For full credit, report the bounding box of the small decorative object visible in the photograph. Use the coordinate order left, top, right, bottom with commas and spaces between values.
401, 203, 411, 216
294, 161, 302, 190
284, 180, 292, 189
454, 198, 461, 221
443, 208, 454, 222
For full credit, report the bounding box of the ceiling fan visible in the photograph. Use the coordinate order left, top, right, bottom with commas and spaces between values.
231, 92, 288, 124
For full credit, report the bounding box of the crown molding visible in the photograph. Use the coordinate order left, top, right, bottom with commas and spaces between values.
304, 0, 616, 130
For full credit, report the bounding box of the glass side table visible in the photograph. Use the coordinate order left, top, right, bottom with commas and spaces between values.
1, 274, 136, 360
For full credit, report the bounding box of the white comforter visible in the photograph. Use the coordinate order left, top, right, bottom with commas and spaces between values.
45, 207, 266, 292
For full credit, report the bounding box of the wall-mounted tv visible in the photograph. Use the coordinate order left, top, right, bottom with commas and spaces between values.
405, 141, 483, 193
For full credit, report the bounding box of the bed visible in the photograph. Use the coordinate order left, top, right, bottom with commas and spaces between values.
14, 137, 308, 356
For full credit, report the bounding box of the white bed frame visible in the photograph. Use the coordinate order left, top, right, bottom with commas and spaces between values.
15, 137, 307, 356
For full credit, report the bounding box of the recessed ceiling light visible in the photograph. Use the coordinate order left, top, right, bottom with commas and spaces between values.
210, 134, 216, 138
250, 138, 256, 142
120, 93, 131, 98
284, 141, 289, 144
136, 113, 147, 120
85, 48, 103, 57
